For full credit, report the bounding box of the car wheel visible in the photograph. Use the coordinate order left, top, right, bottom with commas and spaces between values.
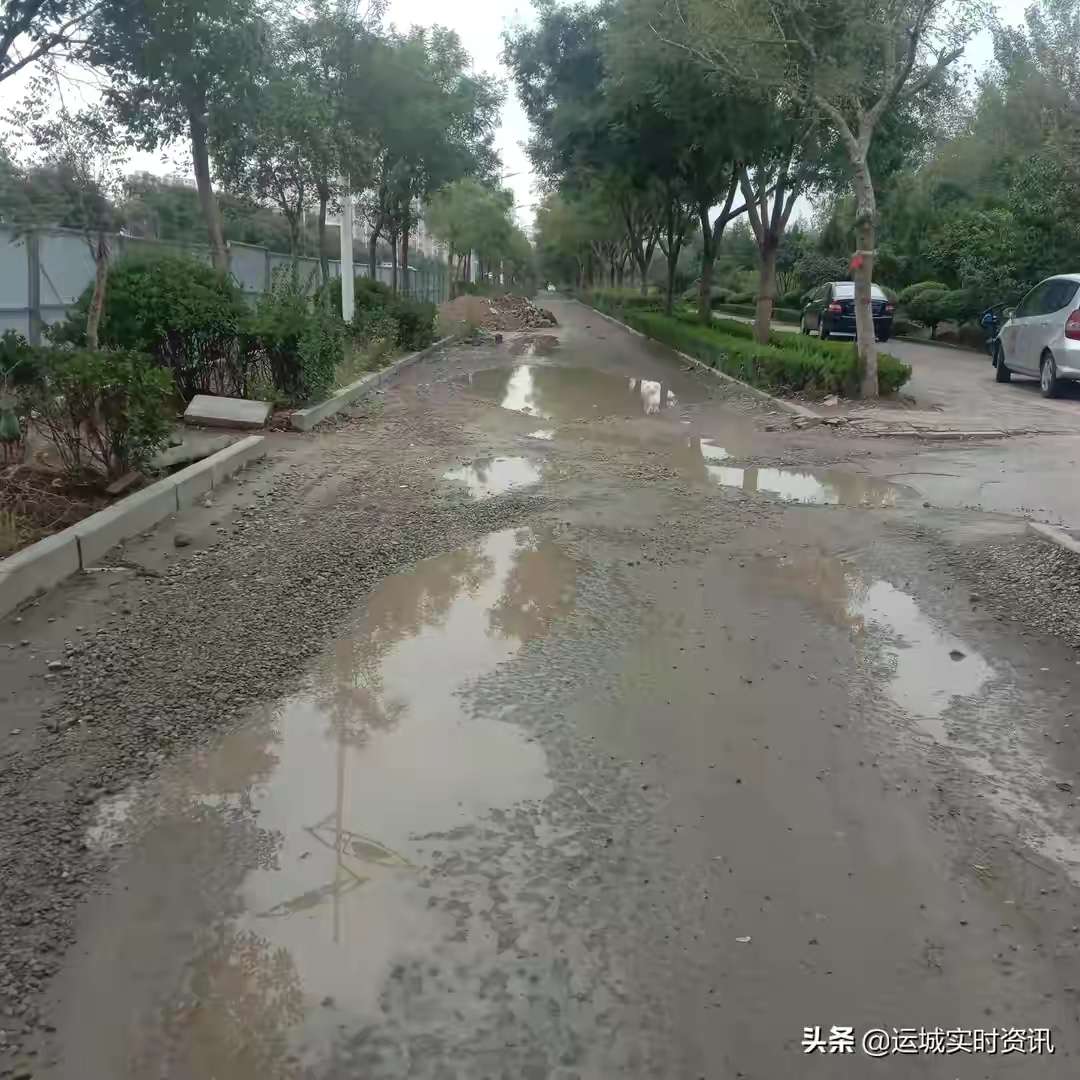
994, 343, 1011, 382
876, 332, 890, 343
1040, 351, 1061, 398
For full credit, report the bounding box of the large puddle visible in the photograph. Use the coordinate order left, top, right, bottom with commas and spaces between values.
443, 455, 542, 497
704, 459, 903, 507
464, 364, 697, 419
66, 528, 581, 1076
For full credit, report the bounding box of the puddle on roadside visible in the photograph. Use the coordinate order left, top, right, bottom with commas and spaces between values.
762, 550, 1080, 883
509, 334, 560, 356
59, 527, 582, 1076
443, 456, 542, 497
847, 579, 995, 740
464, 364, 700, 420
705, 460, 904, 507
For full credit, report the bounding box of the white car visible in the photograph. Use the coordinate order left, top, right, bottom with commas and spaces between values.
994, 274, 1080, 397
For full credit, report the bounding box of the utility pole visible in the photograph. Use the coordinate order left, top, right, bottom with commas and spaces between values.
341, 180, 355, 323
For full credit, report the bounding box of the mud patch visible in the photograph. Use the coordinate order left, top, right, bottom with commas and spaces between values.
462, 364, 700, 420
508, 334, 560, 357
443, 456, 542, 498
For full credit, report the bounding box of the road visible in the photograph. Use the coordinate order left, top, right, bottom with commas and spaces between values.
3, 297, 1080, 1078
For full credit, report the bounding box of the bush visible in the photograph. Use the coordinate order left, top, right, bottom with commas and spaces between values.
247, 271, 344, 404
0, 330, 43, 390
712, 302, 803, 324
897, 281, 971, 338
318, 275, 435, 351
27, 348, 173, 479
585, 288, 662, 313
598, 307, 910, 398
51, 254, 250, 401
392, 296, 437, 350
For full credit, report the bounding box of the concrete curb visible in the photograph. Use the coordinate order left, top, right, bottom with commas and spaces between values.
0, 435, 266, 617
1026, 520, 1080, 556
289, 335, 455, 432
577, 302, 822, 421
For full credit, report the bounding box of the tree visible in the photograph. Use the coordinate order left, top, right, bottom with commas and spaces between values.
89, 0, 269, 271
0, 0, 95, 84
653, 0, 975, 392
427, 178, 517, 292
212, 32, 323, 264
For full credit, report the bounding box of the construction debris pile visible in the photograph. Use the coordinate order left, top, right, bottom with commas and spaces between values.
439, 294, 559, 332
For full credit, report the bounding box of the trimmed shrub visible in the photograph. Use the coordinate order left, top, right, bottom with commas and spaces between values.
27, 348, 173, 479
712, 302, 803, 324
585, 288, 662, 313
51, 255, 251, 401
593, 307, 910, 398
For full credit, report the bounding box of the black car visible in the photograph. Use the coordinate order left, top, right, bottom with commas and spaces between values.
800, 281, 895, 342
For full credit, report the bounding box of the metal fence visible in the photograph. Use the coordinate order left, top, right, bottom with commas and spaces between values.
0, 223, 449, 344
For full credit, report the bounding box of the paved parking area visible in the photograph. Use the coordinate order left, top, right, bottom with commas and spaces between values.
884, 337, 1080, 434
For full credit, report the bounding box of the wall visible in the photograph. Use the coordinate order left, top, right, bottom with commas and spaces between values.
0, 224, 447, 344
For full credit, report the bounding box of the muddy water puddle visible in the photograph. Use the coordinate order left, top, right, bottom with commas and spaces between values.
463, 363, 702, 419
61, 528, 581, 1076
764, 550, 1080, 882
443, 455, 542, 497
705, 459, 904, 507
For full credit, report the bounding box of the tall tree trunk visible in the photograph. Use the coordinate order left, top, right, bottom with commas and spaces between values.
697, 203, 715, 326
316, 180, 330, 288
447, 241, 455, 298
187, 103, 227, 273
852, 161, 879, 397
665, 248, 679, 316
389, 225, 399, 293
400, 205, 410, 298
754, 240, 778, 345
368, 229, 379, 280
85, 231, 109, 350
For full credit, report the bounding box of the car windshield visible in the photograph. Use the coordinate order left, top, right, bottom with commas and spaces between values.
832, 283, 888, 300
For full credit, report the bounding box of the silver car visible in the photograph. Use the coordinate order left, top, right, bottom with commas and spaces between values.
994, 274, 1080, 397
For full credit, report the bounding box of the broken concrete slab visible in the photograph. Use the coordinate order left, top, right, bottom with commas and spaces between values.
184, 395, 271, 430
151, 433, 234, 470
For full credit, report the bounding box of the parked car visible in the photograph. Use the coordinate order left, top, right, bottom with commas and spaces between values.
993, 274, 1080, 397
800, 281, 895, 342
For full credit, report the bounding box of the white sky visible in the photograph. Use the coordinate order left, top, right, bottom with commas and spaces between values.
0, 0, 1037, 232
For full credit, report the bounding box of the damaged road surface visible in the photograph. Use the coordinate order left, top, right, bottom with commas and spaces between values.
3, 297, 1080, 1078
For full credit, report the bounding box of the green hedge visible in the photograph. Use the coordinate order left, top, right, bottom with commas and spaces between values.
583, 292, 909, 397
712, 301, 802, 324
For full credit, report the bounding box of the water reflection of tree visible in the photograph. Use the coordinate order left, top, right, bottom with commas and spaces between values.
314, 542, 495, 744
181, 703, 282, 804
488, 530, 579, 643
136, 926, 305, 1080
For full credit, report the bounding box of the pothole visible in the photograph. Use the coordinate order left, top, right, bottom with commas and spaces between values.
443, 456, 542, 497
462, 364, 703, 420
705, 460, 906, 507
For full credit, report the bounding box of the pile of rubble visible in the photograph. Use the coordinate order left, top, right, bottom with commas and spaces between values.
439, 294, 559, 332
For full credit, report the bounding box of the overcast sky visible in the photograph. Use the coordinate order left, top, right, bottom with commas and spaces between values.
1, 0, 1037, 232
